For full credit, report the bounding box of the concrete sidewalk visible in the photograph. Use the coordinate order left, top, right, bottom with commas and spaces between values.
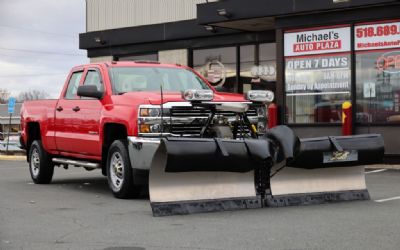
365, 164, 400, 169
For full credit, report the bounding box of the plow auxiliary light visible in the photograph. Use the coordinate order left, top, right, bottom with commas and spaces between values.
182, 89, 214, 102
245, 90, 274, 103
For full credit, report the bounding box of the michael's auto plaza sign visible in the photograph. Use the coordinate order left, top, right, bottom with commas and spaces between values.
284, 26, 351, 57
355, 20, 400, 50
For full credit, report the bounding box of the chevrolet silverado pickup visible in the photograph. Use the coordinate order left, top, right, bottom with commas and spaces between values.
20, 61, 271, 198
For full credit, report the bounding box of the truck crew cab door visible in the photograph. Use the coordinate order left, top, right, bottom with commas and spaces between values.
72, 68, 103, 157
54, 69, 84, 154
55, 67, 103, 158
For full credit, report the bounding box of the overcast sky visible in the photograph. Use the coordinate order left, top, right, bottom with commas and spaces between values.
0, 0, 88, 99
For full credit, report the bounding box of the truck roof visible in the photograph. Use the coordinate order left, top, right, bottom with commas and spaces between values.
73, 61, 186, 70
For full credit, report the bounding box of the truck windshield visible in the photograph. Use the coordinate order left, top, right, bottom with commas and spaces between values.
109, 67, 210, 94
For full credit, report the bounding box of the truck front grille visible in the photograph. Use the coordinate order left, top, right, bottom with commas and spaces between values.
169, 106, 257, 136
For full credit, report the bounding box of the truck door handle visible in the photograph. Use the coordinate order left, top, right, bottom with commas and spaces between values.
72, 106, 80, 112
56, 106, 63, 112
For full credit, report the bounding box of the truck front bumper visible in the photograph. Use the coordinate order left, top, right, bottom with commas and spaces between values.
127, 136, 160, 170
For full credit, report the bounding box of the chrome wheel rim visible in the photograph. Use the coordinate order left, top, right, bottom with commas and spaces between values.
110, 152, 124, 191
30, 148, 40, 178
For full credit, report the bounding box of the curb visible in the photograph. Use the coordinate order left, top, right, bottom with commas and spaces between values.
365, 164, 400, 170
0, 155, 26, 161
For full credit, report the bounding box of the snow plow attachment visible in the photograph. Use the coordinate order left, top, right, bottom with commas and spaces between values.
149, 137, 273, 216
149, 126, 384, 216
267, 131, 385, 207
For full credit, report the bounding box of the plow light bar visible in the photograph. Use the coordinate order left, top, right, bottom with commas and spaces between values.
182, 89, 214, 102
245, 90, 274, 103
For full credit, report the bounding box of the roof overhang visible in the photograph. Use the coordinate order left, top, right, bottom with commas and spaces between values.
197, 0, 399, 31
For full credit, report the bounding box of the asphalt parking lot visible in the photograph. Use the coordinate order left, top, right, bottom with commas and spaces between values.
0, 160, 400, 250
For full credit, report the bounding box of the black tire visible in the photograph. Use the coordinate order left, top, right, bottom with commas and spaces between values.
29, 140, 54, 184
106, 140, 140, 199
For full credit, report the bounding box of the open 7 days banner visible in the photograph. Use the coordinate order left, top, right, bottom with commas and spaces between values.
284, 26, 351, 95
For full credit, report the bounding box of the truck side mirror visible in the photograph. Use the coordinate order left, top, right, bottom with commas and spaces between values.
77, 85, 104, 99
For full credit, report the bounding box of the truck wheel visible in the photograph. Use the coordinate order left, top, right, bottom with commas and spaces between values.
29, 140, 54, 184
107, 140, 140, 199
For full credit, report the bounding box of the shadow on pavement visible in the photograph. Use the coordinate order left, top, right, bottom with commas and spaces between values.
51, 177, 149, 199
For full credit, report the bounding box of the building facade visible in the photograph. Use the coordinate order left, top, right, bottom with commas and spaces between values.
79, 0, 400, 160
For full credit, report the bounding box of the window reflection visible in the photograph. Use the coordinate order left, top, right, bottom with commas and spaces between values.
356, 49, 400, 123
193, 47, 237, 92
240, 43, 276, 93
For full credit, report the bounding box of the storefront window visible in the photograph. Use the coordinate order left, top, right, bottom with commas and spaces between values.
285, 54, 351, 123
193, 47, 237, 92
284, 26, 351, 124
240, 43, 276, 93
355, 20, 400, 123
259, 43, 277, 83
240, 45, 255, 93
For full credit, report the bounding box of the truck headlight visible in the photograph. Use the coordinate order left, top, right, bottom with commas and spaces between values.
138, 105, 169, 135
256, 106, 267, 133
140, 108, 161, 117
256, 106, 266, 117
245, 90, 274, 103
257, 122, 266, 133
150, 124, 161, 133
139, 123, 163, 133
182, 89, 214, 102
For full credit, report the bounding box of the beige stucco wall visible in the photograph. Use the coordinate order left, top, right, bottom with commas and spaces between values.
86, 0, 217, 32
89, 56, 114, 63
158, 49, 188, 66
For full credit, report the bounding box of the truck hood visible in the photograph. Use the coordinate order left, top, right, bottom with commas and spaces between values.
120, 91, 247, 105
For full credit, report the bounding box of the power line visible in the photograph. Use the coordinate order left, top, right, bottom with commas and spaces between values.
0, 52, 87, 61
0, 47, 86, 57
0, 25, 77, 38
0, 73, 66, 78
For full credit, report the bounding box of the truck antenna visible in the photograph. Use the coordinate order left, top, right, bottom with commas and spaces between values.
160, 80, 164, 136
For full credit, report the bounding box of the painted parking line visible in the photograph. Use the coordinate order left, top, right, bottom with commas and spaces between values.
375, 196, 400, 203
365, 169, 387, 174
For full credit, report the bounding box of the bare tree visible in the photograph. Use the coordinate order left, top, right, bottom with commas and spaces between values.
0, 88, 10, 104
18, 90, 50, 102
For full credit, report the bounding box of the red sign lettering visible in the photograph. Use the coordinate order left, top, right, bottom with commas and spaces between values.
293, 40, 341, 53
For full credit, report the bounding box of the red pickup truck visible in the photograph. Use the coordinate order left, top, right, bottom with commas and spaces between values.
20, 61, 268, 198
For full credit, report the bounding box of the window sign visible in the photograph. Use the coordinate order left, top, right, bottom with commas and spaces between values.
355, 21, 400, 51
284, 26, 351, 57
284, 26, 351, 123
363, 82, 376, 98
286, 55, 350, 93
355, 20, 400, 123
